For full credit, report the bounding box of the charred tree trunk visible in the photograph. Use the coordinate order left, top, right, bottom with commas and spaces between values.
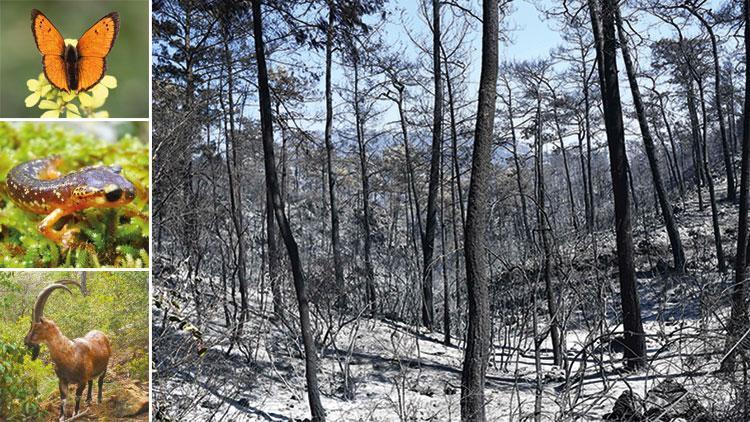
250, 1, 326, 419
502, 80, 532, 243
218, 14, 249, 334
696, 80, 727, 273
182, 5, 198, 271
353, 55, 377, 312
684, 6, 736, 201
445, 53, 464, 339
422, 0, 442, 331
534, 93, 563, 368
687, 82, 705, 211
576, 128, 592, 232
324, 2, 347, 309
614, 5, 685, 273
657, 93, 686, 197
581, 48, 596, 232
550, 95, 578, 231
589, 0, 646, 370
393, 83, 425, 241
461, 0, 497, 418
727, 64, 740, 155
647, 97, 682, 196
445, 57, 466, 228
441, 144, 451, 346
451, 155, 463, 344
267, 189, 283, 320
724, 0, 750, 370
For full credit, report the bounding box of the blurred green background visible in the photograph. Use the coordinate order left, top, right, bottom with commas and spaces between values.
0, 0, 149, 118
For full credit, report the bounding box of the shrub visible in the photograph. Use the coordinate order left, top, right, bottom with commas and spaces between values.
0, 337, 48, 420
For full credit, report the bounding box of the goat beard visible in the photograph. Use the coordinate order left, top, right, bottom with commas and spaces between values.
28, 344, 40, 360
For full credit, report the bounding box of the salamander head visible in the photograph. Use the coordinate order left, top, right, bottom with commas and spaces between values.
73, 166, 136, 209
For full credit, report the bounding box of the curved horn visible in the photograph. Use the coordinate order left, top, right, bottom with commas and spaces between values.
33, 284, 73, 323
56, 279, 83, 292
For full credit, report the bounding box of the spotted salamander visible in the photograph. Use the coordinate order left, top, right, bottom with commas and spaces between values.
6, 156, 136, 246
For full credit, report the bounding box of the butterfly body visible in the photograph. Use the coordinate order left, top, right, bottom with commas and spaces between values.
31, 9, 119, 92
63, 44, 80, 90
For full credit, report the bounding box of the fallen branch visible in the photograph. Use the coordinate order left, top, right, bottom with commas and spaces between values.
61, 409, 90, 422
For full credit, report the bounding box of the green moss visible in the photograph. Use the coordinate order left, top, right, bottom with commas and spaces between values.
0, 122, 149, 268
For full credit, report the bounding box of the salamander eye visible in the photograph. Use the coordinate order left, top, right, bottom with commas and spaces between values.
104, 185, 123, 202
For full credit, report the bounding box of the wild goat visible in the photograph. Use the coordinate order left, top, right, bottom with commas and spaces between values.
24, 280, 111, 421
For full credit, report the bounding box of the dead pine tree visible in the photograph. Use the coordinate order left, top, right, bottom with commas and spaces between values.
461, 0, 498, 419
588, 0, 646, 370
722, 0, 750, 373
678, 2, 736, 202
421, 0, 443, 331
323, 0, 347, 310
250, 0, 326, 419
613, 4, 685, 273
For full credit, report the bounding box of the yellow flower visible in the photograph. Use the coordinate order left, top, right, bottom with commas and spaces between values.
24, 70, 118, 118
24, 73, 52, 108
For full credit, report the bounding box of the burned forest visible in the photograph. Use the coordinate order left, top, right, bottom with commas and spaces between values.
152, 0, 750, 420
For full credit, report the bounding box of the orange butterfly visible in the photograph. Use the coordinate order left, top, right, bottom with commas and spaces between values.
31, 9, 119, 92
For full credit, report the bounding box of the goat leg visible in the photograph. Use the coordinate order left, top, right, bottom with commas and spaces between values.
74, 383, 85, 415
98, 371, 106, 403
86, 380, 93, 404
59, 380, 68, 422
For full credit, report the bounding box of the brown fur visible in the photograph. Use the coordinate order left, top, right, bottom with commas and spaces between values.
25, 299, 111, 420
26, 319, 110, 384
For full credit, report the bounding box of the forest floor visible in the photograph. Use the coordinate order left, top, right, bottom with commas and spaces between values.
154, 178, 748, 421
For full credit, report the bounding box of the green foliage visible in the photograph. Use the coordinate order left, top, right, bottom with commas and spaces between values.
0, 122, 149, 268
45, 272, 149, 353
125, 354, 149, 382
0, 336, 51, 420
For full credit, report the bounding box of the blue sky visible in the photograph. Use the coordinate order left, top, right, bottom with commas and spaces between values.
504, 1, 563, 61
383, 0, 562, 61
273, 0, 732, 143
379, 0, 563, 73
316, 0, 564, 134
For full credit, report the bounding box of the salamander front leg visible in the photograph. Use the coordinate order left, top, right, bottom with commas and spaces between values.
38, 208, 79, 247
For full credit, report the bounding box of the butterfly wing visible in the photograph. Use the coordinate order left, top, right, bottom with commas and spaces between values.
77, 57, 105, 92
76, 12, 119, 91
31, 9, 69, 91
43, 56, 69, 92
